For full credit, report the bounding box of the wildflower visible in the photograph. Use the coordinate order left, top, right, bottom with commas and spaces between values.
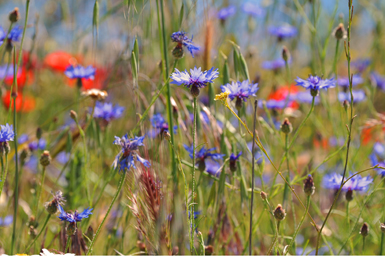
220, 80, 258, 110
332, 23, 347, 40
112, 135, 150, 172
170, 67, 219, 97
370, 142, 385, 176
242, 2, 264, 17
262, 58, 288, 71
40, 248, 75, 256
93, 102, 125, 124
2, 91, 36, 112
0, 123, 14, 156
82, 89, 108, 100
229, 152, 242, 172
337, 74, 363, 88
64, 65, 95, 81
0, 215, 13, 227
323, 172, 373, 192
44, 51, 79, 72
170, 31, 200, 58
351, 59, 371, 73
303, 175, 315, 196
45, 191, 66, 215
40, 150, 52, 167
217, 5, 236, 21
184, 144, 225, 173
273, 204, 286, 221
268, 25, 297, 40
58, 205, 93, 235
360, 223, 369, 237
56, 151, 71, 165
370, 72, 385, 91
295, 75, 335, 97
280, 118, 292, 134
214, 91, 230, 105
149, 113, 177, 138
338, 90, 366, 103
1, 25, 22, 50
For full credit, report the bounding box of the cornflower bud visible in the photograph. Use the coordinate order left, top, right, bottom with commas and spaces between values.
303, 174, 315, 196
282, 46, 290, 62
333, 23, 347, 40
9, 7, 20, 22
380, 223, 385, 233
360, 222, 369, 237
280, 118, 293, 134
273, 204, 286, 221
40, 150, 51, 167
70, 110, 78, 121
260, 191, 267, 201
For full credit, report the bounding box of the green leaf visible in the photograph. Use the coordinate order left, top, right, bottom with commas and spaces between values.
239, 52, 250, 81
131, 51, 138, 80
133, 37, 139, 72
223, 59, 230, 85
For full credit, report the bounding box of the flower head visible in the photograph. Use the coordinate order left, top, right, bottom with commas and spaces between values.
295, 75, 335, 96
184, 144, 225, 173
56, 151, 71, 165
113, 135, 150, 172
351, 59, 371, 73
229, 152, 242, 172
268, 25, 297, 40
370, 142, 385, 176
8, 26, 23, 42
337, 74, 363, 88
171, 31, 200, 57
58, 205, 93, 223
242, 2, 264, 17
338, 90, 366, 103
149, 113, 177, 138
0, 215, 13, 227
82, 89, 108, 100
220, 80, 258, 102
370, 72, 385, 91
217, 5, 236, 20
0, 124, 14, 143
93, 102, 125, 123
45, 190, 66, 214
323, 172, 373, 192
64, 65, 95, 80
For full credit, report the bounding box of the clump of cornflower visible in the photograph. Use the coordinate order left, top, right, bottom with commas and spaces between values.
0, 25, 22, 51
113, 135, 150, 172
170, 31, 200, 58
295, 75, 335, 97
351, 58, 371, 73
242, 2, 264, 17
337, 74, 363, 88
0, 123, 14, 156
149, 113, 177, 138
45, 191, 66, 215
338, 90, 366, 103
58, 205, 93, 236
370, 72, 385, 91
93, 101, 125, 126
170, 67, 219, 97
262, 58, 289, 72
229, 152, 242, 172
184, 144, 225, 175
268, 25, 297, 41
217, 5, 236, 23
220, 80, 258, 110
370, 142, 385, 176
65, 65, 96, 88
0, 215, 13, 227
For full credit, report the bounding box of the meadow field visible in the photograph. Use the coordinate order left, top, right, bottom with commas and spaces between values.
0, 0, 385, 255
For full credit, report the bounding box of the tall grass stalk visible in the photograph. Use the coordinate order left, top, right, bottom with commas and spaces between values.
24, 214, 51, 252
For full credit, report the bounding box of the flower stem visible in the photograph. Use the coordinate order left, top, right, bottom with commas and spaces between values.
0, 154, 8, 197
35, 166, 46, 216
24, 214, 51, 253
249, 100, 258, 255
87, 171, 125, 255
380, 232, 384, 255
267, 220, 280, 255
282, 134, 290, 207
362, 236, 366, 253
190, 97, 197, 254
288, 196, 310, 253
65, 235, 72, 253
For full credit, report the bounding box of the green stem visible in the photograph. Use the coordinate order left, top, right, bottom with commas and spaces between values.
288, 196, 310, 253
24, 214, 51, 253
380, 232, 384, 255
35, 166, 46, 216
282, 134, 290, 207
0, 154, 8, 197
65, 235, 72, 253
87, 171, 125, 255
267, 220, 280, 255
190, 97, 197, 254
362, 236, 365, 253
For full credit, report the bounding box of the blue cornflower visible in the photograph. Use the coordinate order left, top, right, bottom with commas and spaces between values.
0, 215, 13, 227
149, 113, 177, 138
351, 59, 371, 73
18, 134, 29, 144
323, 172, 373, 192
171, 31, 200, 58
268, 25, 297, 40
113, 135, 150, 172
8, 26, 22, 42
170, 67, 219, 97
229, 152, 242, 172
217, 5, 236, 20
56, 151, 71, 165
0, 124, 14, 143
262, 59, 289, 71
338, 90, 366, 103
242, 2, 264, 17
370, 142, 385, 176
370, 72, 385, 91
93, 102, 125, 123
295, 75, 335, 97
64, 65, 96, 80
337, 74, 363, 87
0, 65, 18, 79
184, 144, 225, 173
220, 80, 258, 110
58, 205, 93, 223
0, 27, 5, 45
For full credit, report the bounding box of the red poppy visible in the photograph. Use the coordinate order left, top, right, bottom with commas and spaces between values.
2, 91, 36, 112
44, 51, 80, 72
361, 127, 372, 145
4, 67, 34, 88
268, 85, 300, 109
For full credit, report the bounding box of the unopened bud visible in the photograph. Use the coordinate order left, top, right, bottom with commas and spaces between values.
282, 46, 290, 62
70, 110, 78, 121
380, 223, 385, 233
172, 45, 184, 59
304, 174, 315, 196
19, 146, 29, 164
360, 222, 369, 237
260, 191, 267, 201
333, 23, 347, 40
280, 118, 292, 134
36, 127, 42, 140
0, 142, 11, 156
205, 245, 214, 255
137, 241, 146, 251
190, 85, 200, 98
163, 130, 171, 141
273, 204, 286, 221
343, 100, 350, 111
40, 150, 51, 167
9, 8, 19, 23
66, 222, 77, 236
172, 246, 179, 255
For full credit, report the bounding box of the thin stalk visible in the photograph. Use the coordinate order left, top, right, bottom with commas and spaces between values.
380, 232, 384, 255
346, 201, 350, 231
249, 100, 258, 255
35, 166, 46, 216
65, 236, 72, 253
315, 3, 354, 254
267, 221, 280, 255
288, 196, 310, 253
24, 214, 51, 252
190, 97, 197, 254
0, 154, 8, 197
282, 134, 290, 207
362, 236, 366, 253
87, 172, 125, 255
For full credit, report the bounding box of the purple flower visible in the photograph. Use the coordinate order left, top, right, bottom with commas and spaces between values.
149, 113, 177, 137
18, 134, 29, 144
58, 205, 93, 223
0, 26, 5, 45
8, 26, 22, 42
370, 142, 385, 176
217, 5, 236, 20
0, 215, 13, 227
28, 139, 46, 151
220, 80, 259, 102
0, 65, 21, 79
351, 59, 371, 73
242, 2, 264, 17
24, 155, 38, 173
338, 90, 366, 103
370, 72, 385, 91
64, 65, 95, 80
56, 151, 71, 165
171, 31, 200, 57
337, 74, 363, 87
170, 67, 219, 89
0, 124, 14, 143
328, 136, 344, 147
295, 75, 335, 95
295, 92, 320, 104
268, 25, 297, 40
323, 173, 373, 192
93, 102, 125, 123
262, 59, 289, 71
184, 144, 225, 174
113, 135, 150, 172
229, 152, 242, 172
